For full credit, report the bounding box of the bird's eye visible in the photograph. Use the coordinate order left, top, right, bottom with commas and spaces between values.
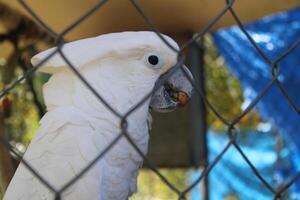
148, 55, 159, 65
145, 53, 164, 69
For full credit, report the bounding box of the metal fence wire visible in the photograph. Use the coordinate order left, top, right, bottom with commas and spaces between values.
0, 0, 300, 199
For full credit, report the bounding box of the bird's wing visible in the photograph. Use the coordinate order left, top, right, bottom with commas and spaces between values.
4, 107, 109, 200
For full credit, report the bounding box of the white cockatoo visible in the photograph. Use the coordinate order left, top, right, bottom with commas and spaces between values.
4, 31, 193, 200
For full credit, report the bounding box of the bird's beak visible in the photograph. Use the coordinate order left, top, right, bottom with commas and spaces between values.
150, 65, 193, 112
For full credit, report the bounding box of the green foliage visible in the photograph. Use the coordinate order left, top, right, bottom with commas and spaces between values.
1, 66, 44, 147
204, 35, 261, 131
0, 44, 46, 149
131, 169, 188, 200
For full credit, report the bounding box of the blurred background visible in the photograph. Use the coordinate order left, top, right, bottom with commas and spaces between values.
0, 1, 300, 199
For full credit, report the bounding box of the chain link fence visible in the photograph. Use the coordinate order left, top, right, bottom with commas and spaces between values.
0, 0, 300, 199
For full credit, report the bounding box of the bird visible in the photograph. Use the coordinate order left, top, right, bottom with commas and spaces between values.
4, 31, 193, 200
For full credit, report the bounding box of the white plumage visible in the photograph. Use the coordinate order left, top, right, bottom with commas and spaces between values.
4, 31, 187, 200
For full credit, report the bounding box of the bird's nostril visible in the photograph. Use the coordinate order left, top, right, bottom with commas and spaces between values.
164, 83, 172, 93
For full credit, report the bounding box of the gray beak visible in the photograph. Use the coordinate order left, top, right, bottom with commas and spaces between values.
150, 65, 193, 112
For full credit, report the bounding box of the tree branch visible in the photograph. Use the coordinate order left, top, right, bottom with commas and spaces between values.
0, 112, 14, 193
0, 2, 55, 44
18, 55, 46, 118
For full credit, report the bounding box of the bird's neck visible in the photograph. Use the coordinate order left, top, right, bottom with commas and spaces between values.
73, 70, 154, 139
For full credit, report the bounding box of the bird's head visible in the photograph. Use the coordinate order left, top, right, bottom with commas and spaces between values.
31, 32, 193, 113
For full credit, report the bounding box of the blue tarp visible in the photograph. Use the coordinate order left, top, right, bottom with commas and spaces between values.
190, 130, 297, 200
213, 7, 300, 152
191, 7, 300, 200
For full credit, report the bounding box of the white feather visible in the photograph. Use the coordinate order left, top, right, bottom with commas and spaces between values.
4, 31, 179, 200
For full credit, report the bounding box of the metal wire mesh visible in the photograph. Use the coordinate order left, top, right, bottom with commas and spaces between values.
0, 0, 299, 199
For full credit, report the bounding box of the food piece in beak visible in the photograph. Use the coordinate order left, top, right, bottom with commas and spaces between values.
178, 91, 189, 107
150, 65, 193, 112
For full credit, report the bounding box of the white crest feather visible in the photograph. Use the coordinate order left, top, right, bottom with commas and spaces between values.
31, 31, 178, 74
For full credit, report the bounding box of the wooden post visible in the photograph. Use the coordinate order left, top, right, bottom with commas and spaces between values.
0, 111, 14, 193
187, 41, 209, 200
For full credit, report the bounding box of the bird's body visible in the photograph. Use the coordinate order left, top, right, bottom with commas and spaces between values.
4, 72, 150, 200
4, 32, 193, 200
